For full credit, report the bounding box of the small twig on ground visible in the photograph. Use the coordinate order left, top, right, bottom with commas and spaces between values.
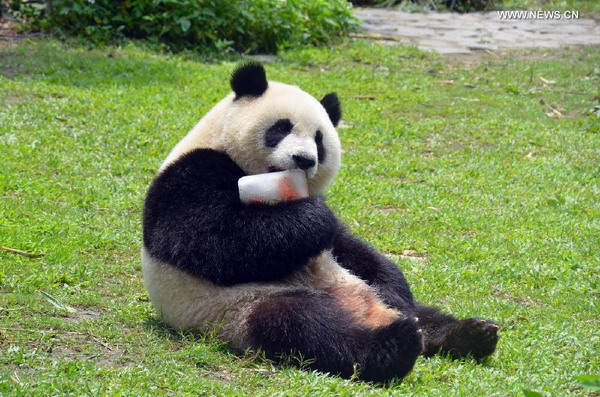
0, 246, 44, 258
349, 33, 406, 42
350, 95, 376, 100
91, 336, 114, 351
2, 327, 117, 352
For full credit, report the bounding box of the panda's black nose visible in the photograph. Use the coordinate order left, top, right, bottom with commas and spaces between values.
292, 155, 316, 170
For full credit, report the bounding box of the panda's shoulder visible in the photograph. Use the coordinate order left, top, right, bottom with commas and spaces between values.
155, 148, 245, 189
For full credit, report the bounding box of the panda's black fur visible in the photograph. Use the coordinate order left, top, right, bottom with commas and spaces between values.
143, 149, 338, 285
248, 289, 424, 382
231, 61, 268, 99
264, 119, 294, 148
319, 93, 341, 127
142, 63, 499, 382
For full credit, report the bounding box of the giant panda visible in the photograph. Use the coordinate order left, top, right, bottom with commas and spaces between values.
141, 63, 499, 382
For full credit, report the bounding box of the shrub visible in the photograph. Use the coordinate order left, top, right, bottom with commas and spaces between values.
8, 0, 359, 54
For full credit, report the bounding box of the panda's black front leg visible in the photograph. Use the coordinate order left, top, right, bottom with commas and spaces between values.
331, 226, 416, 314
143, 149, 339, 285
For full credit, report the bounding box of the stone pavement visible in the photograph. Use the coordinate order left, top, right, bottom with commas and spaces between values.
355, 9, 600, 54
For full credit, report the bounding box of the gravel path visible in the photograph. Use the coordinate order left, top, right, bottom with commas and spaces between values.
355, 9, 600, 54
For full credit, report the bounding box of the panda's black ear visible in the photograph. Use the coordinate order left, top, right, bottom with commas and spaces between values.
230, 62, 268, 99
320, 92, 341, 127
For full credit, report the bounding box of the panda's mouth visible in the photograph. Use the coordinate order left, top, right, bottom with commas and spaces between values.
268, 166, 315, 180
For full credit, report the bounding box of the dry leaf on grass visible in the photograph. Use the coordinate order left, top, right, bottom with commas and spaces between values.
546, 108, 563, 119
539, 76, 556, 84
400, 250, 428, 261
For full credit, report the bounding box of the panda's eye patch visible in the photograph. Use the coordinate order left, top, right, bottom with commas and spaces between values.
265, 119, 293, 148
315, 130, 326, 163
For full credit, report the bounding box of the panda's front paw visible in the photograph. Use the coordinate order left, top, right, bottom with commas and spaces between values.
443, 317, 500, 360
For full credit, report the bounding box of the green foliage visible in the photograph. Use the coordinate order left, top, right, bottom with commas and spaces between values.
8, 0, 359, 54
576, 375, 600, 392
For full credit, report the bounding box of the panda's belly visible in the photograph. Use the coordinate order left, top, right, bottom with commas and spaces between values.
141, 248, 400, 349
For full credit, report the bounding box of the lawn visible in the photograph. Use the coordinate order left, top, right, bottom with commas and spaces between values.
0, 38, 598, 395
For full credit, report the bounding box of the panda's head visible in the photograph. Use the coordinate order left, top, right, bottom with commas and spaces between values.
218, 62, 342, 196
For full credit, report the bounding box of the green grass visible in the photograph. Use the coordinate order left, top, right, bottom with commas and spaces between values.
1, 38, 599, 395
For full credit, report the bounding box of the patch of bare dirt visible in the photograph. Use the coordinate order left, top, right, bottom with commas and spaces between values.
375, 205, 406, 214
47, 331, 131, 367
48, 343, 130, 367
492, 285, 545, 307
394, 177, 424, 185
2, 326, 133, 367
385, 250, 429, 263
1, 92, 28, 105
63, 309, 102, 323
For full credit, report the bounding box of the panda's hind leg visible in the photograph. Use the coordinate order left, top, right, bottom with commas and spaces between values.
415, 304, 499, 360
247, 289, 423, 382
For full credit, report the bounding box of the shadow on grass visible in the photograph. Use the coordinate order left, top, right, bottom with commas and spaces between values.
143, 316, 273, 373
142, 316, 428, 387
143, 316, 233, 354
0, 38, 230, 89
143, 316, 184, 340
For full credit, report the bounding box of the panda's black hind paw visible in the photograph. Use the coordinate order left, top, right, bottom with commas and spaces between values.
443, 317, 500, 360
360, 317, 423, 383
